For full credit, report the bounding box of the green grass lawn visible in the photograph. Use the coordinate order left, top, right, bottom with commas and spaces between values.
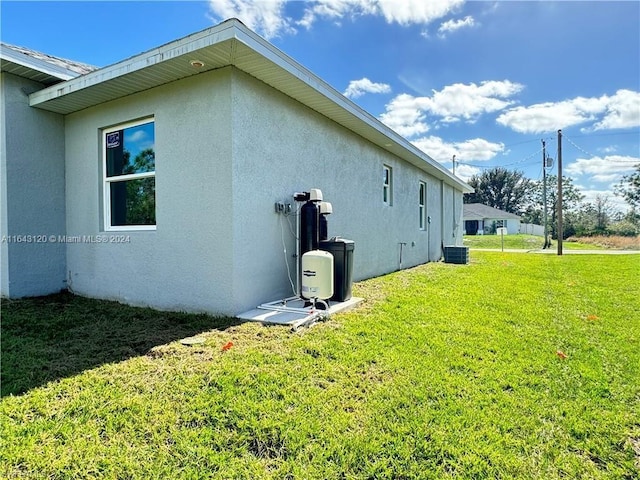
2, 252, 639, 479
463, 234, 604, 250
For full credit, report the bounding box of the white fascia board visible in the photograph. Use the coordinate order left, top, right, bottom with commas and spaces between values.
1, 44, 77, 81
28, 21, 238, 107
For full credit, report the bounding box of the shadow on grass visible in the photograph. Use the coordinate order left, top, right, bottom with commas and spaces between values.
1, 291, 242, 397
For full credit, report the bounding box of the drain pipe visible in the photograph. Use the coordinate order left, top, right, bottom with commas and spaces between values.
440, 180, 445, 260
399, 242, 407, 270
296, 207, 300, 296
427, 215, 431, 261
293, 192, 308, 297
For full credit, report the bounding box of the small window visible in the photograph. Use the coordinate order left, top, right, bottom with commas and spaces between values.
103, 119, 155, 231
383, 165, 392, 205
419, 181, 426, 230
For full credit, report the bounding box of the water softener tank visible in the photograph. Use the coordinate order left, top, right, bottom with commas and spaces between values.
300, 189, 323, 255
319, 201, 332, 242
301, 250, 334, 300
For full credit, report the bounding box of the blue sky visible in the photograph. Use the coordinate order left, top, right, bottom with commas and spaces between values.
2, 1, 639, 211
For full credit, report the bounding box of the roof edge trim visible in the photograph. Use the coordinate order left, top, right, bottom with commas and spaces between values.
28, 21, 238, 107
1, 44, 78, 81
26, 19, 472, 193
231, 24, 473, 193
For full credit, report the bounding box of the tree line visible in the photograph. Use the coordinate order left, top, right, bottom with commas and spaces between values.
463, 165, 640, 239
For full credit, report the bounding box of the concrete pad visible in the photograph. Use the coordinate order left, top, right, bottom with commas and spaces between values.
237, 296, 363, 329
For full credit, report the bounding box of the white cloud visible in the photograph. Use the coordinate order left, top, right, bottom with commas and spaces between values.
343, 77, 391, 99
496, 90, 640, 134
210, 0, 468, 37
576, 187, 630, 213
592, 89, 640, 131
377, 0, 465, 26
455, 138, 506, 161
453, 163, 482, 182
565, 155, 639, 183
411, 135, 505, 164
125, 130, 147, 143
412, 135, 456, 162
379, 93, 432, 137
298, 0, 372, 28
299, 0, 464, 29
379, 80, 523, 135
567, 155, 639, 212
208, 0, 292, 38
438, 15, 475, 38
599, 145, 618, 154
496, 99, 599, 134
426, 80, 524, 122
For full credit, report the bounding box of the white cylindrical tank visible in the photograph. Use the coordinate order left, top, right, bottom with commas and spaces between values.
301, 250, 334, 300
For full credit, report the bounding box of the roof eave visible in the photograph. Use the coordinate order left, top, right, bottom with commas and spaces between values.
231, 25, 474, 193
28, 19, 472, 193
1, 44, 79, 82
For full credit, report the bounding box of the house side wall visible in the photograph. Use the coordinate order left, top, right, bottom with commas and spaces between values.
229, 69, 463, 312
442, 182, 464, 246
0, 72, 66, 297
1, 73, 8, 296
64, 68, 235, 313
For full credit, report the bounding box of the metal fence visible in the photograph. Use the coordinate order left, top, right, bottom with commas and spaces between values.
519, 223, 545, 236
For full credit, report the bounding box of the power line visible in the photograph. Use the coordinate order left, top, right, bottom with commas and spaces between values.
500, 136, 555, 149
456, 130, 637, 171
457, 145, 544, 169
564, 130, 640, 140
564, 135, 640, 162
564, 135, 598, 158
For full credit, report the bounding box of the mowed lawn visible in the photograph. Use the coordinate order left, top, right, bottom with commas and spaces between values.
462, 233, 607, 251
1, 252, 639, 479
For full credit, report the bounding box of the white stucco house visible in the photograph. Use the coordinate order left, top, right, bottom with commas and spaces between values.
1, 19, 472, 316
463, 203, 522, 235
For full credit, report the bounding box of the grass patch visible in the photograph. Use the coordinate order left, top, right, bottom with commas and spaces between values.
463, 234, 606, 250
567, 235, 640, 251
2, 253, 639, 479
0, 290, 242, 397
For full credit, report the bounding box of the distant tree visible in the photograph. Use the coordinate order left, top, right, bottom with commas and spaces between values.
572, 195, 613, 236
594, 195, 613, 233
521, 175, 584, 239
124, 148, 155, 225
614, 164, 640, 210
123, 148, 155, 175
464, 167, 533, 215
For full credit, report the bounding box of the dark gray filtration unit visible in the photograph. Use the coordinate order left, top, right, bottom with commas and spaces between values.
319, 237, 354, 302
300, 199, 320, 255
296, 189, 355, 303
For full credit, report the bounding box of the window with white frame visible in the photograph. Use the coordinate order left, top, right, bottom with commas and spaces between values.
383, 165, 392, 205
419, 181, 426, 230
103, 118, 155, 230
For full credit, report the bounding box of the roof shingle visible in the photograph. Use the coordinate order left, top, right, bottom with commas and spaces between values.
463, 203, 522, 221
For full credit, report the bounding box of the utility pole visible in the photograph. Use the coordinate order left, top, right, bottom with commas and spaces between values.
542, 139, 549, 249
557, 129, 563, 256
452, 155, 456, 176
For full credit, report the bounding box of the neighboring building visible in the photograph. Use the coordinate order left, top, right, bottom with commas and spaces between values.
1, 19, 472, 315
463, 203, 521, 235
